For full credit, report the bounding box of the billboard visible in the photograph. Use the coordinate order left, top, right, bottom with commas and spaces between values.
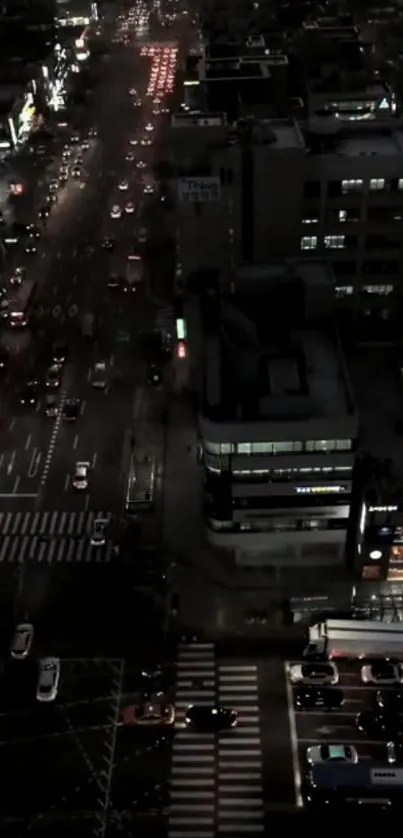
178, 176, 221, 202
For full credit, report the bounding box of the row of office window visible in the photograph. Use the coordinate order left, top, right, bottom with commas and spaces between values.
301, 234, 402, 251
304, 177, 403, 198
204, 439, 353, 455
231, 465, 353, 483
303, 208, 403, 225
335, 285, 394, 298
207, 517, 350, 533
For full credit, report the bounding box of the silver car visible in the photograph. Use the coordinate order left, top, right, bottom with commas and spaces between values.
10, 622, 34, 659
36, 657, 60, 702
91, 518, 108, 546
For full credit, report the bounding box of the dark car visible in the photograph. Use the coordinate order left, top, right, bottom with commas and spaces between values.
24, 242, 37, 255
146, 364, 162, 386
107, 273, 122, 289
26, 226, 40, 238
356, 710, 403, 740
44, 394, 58, 417
0, 346, 9, 370
38, 205, 50, 219
294, 687, 345, 711
52, 342, 68, 364
185, 705, 238, 731
45, 364, 62, 389
63, 398, 80, 421
20, 381, 39, 407
102, 237, 116, 250
375, 688, 403, 714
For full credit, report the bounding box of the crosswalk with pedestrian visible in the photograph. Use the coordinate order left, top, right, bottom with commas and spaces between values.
0, 511, 113, 564
168, 641, 265, 838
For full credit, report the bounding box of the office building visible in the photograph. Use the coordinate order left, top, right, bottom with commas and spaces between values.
172, 115, 403, 340
198, 260, 358, 567
0, 0, 57, 63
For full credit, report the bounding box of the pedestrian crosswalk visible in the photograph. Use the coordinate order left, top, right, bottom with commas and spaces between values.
0, 511, 113, 564
169, 641, 265, 838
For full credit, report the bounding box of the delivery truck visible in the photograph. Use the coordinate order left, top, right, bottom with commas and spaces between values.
304, 618, 403, 660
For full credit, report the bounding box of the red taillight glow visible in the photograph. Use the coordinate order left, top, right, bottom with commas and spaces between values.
177, 341, 186, 359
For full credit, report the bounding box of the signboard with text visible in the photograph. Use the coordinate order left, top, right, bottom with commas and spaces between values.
178, 176, 221, 202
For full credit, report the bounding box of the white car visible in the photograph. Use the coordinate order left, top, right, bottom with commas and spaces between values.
73, 461, 90, 490
129, 87, 137, 95
92, 361, 107, 388
361, 661, 403, 685
110, 205, 121, 219
91, 518, 108, 546
129, 138, 138, 146
36, 657, 60, 702
10, 622, 34, 659
145, 122, 154, 132
141, 138, 152, 146
288, 662, 339, 686
137, 160, 146, 169
10, 267, 25, 285
125, 202, 135, 214
144, 184, 154, 194
126, 152, 135, 161
118, 180, 129, 191
306, 744, 358, 765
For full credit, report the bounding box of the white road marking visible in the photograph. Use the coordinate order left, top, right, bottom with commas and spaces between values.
64, 474, 70, 491
12, 476, 20, 494
284, 661, 303, 807
40, 390, 66, 489
25, 434, 31, 450
73, 434, 79, 449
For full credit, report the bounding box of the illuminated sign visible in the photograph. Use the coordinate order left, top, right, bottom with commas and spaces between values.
369, 505, 398, 512
295, 485, 347, 495
176, 318, 186, 340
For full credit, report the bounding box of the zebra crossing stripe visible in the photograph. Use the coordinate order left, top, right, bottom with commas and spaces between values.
0, 510, 113, 564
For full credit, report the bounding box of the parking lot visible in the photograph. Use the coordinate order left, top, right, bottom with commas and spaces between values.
285, 658, 400, 803
0, 656, 172, 829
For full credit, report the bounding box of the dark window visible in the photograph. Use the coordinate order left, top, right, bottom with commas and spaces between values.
366, 234, 400, 250
303, 180, 320, 198
327, 181, 342, 197
333, 261, 356, 276
363, 260, 399, 274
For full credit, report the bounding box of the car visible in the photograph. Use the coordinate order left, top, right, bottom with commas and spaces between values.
145, 122, 154, 132
26, 225, 40, 239
102, 237, 115, 250
38, 205, 51, 220
89, 127, 97, 137
141, 138, 152, 146
118, 180, 128, 191
375, 688, 403, 713
125, 201, 135, 214
146, 364, 162, 385
0, 346, 9, 369
45, 364, 62, 389
125, 151, 135, 161
48, 179, 59, 193
129, 138, 138, 146
92, 361, 107, 388
36, 657, 60, 702
144, 184, 154, 194
73, 461, 90, 490
129, 87, 137, 95
20, 381, 39, 407
361, 661, 403, 685
24, 243, 37, 255
294, 686, 345, 711
44, 394, 58, 417
10, 622, 34, 659
185, 705, 237, 731
9, 268, 24, 285
288, 662, 339, 686
58, 171, 68, 184
110, 204, 122, 219
62, 398, 80, 421
137, 160, 146, 169
52, 341, 68, 364
81, 139, 90, 150
72, 167, 81, 178
91, 518, 108, 546
306, 744, 358, 765
138, 227, 147, 243
122, 701, 175, 726
107, 273, 121, 289
356, 710, 403, 740
71, 133, 80, 143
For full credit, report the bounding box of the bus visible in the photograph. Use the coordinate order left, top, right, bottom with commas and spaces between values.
126, 254, 143, 287
304, 763, 403, 809
125, 453, 156, 513
9, 278, 36, 328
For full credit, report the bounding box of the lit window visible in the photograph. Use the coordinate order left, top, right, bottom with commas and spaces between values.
335, 285, 353, 297
237, 443, 252, 454
369, 178, 385, 191
398, 178, 403, 190
302, 217, 318, 225
362, 284, 393, 295
301, 235, 317, 250
324, 235, 345, 249
342, 179, 363, 194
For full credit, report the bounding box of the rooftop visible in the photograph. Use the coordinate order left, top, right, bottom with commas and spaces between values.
202, 263, 353, 427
